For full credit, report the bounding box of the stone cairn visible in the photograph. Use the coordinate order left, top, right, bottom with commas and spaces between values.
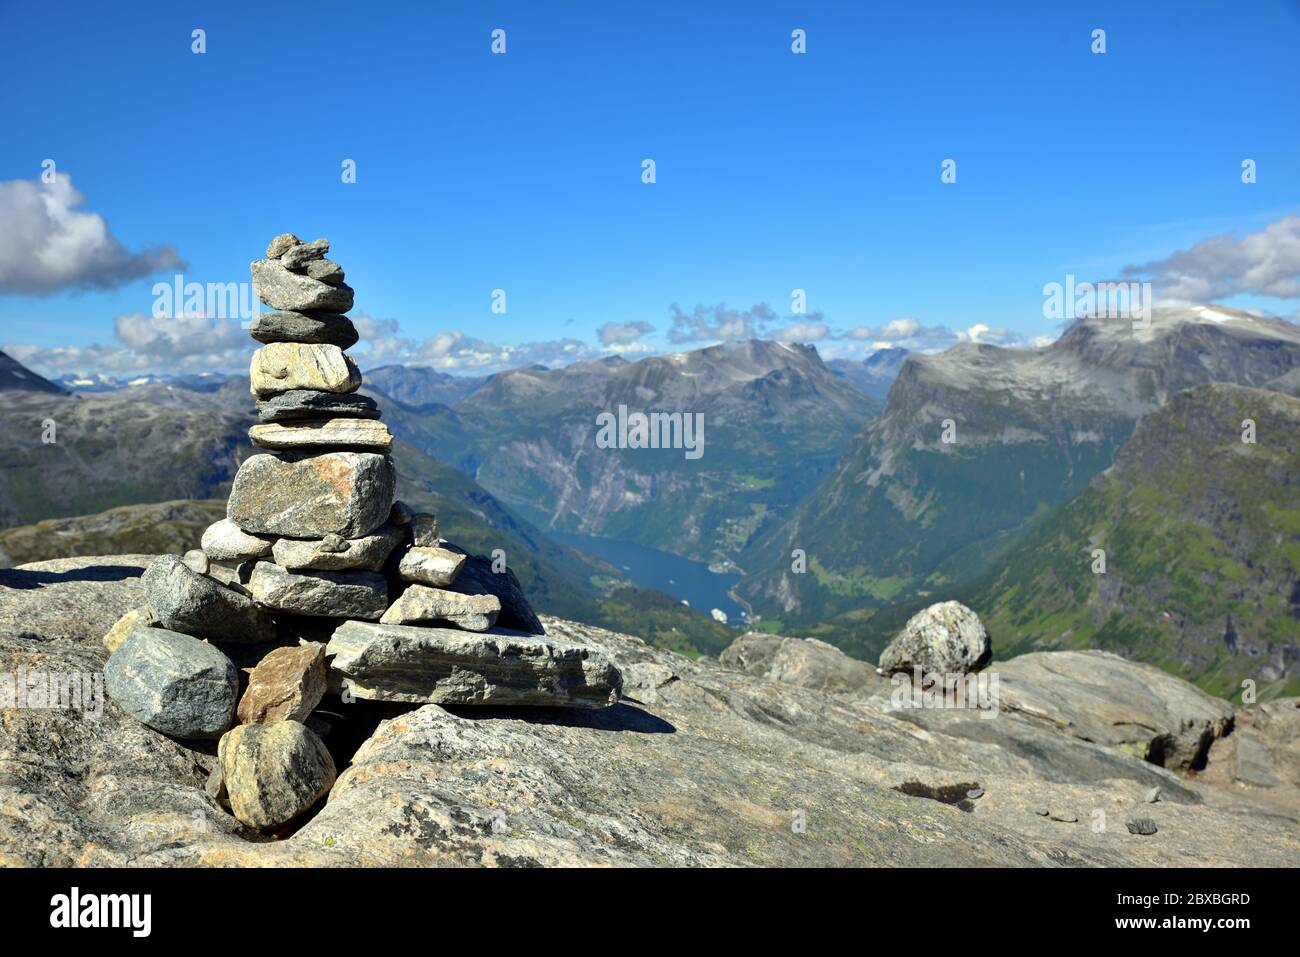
101, 233, 622, 833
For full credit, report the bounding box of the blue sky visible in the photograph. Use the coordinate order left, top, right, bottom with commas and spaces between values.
1, 0, 1298, 376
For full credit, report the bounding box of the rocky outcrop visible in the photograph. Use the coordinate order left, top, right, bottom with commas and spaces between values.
878, 601, 991, 676
720, 632, 876, 693
992, 650, 1234, 771
325, 620, 620, 706
2, 556, 1297, 867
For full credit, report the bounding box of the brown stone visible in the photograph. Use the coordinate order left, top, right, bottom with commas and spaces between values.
236, 642, 327, 725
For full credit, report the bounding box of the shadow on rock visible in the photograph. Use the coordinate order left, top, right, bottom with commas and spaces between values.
446, 701, 676, 734
0, 564, 145, 589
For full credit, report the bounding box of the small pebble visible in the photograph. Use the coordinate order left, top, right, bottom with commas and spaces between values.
183, 549, 210, 574
1036, 808, 1050, 816
966, 788, 984, 800
1143, 787, 1161, 804
1127, 818, 1158, 836
1049, 811, 1079, 823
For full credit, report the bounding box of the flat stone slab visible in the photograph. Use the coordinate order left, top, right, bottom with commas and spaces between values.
250, 311, 358, 349
445, 552, 544, 635
201, 518, 274, 564
326, 620, 622, 707
397, 545, 465, 587
380, 584, 500, 631
248, 562, 388, 620
256, 390, 380, 423
250, 258, 354, 313
228, 451, 395, 539
271, 525, 404, 573
249, 342, 361, 398
249, 418, 393, 451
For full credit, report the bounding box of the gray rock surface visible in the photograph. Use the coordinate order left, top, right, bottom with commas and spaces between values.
201, 518, 274, 564
257, 389, 380, 423
227, 451, 395, 539
248, 562, 388, 620
2, 556, 1298, 867
142, 555, 274, 644
306, 259, 344, 285
218, 721, 335, 830
248, 418, 393, 451
1203, 697, 1300, 791
265, 232, 301, 259
250, 311, 358, 349
444, 552, 544, 634
878, 601, 992, 676
279, 238, 329, 271
0, 555, 155, 641
397, 545, 465, 587
380, 585, 500, 630
326, 620, 620, 706
410, 513, 438, 547
105, 626, 238, 739
182, 549, 209, 574
388, 501, 413, 526
993, 650, 1235, 771
271, 524, 403, 572
249, 342, 361, 398
721, 632, 876, 694
250, 259, 354, 313
102, 604, 158, 653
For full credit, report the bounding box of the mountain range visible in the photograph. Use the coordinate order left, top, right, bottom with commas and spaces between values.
736, 307, 1300, 657
4, 307, 1299, 693
370, 339, 882, 568
826, 347, 909, 402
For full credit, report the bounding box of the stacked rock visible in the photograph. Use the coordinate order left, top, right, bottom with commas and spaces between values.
101, 232, 622, 835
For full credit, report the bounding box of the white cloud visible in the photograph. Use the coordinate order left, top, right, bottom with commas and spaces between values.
956, 323, 1019, 345
114, 313, 247, 358
0, 173, 184, 294
596, 320, 655, 347
1122, 214, 1300, 302
773, 321, 831, 342
4, 309, 253, 377
667, 302, 778, 343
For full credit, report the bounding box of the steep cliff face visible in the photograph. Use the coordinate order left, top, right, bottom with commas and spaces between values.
739, 308, 1300, 631
963, 383, 1300, 697
384, 340, 879, 565
1, 555, 1296, 867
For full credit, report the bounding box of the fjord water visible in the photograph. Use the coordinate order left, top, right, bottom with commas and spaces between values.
551, 531, 745, 624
